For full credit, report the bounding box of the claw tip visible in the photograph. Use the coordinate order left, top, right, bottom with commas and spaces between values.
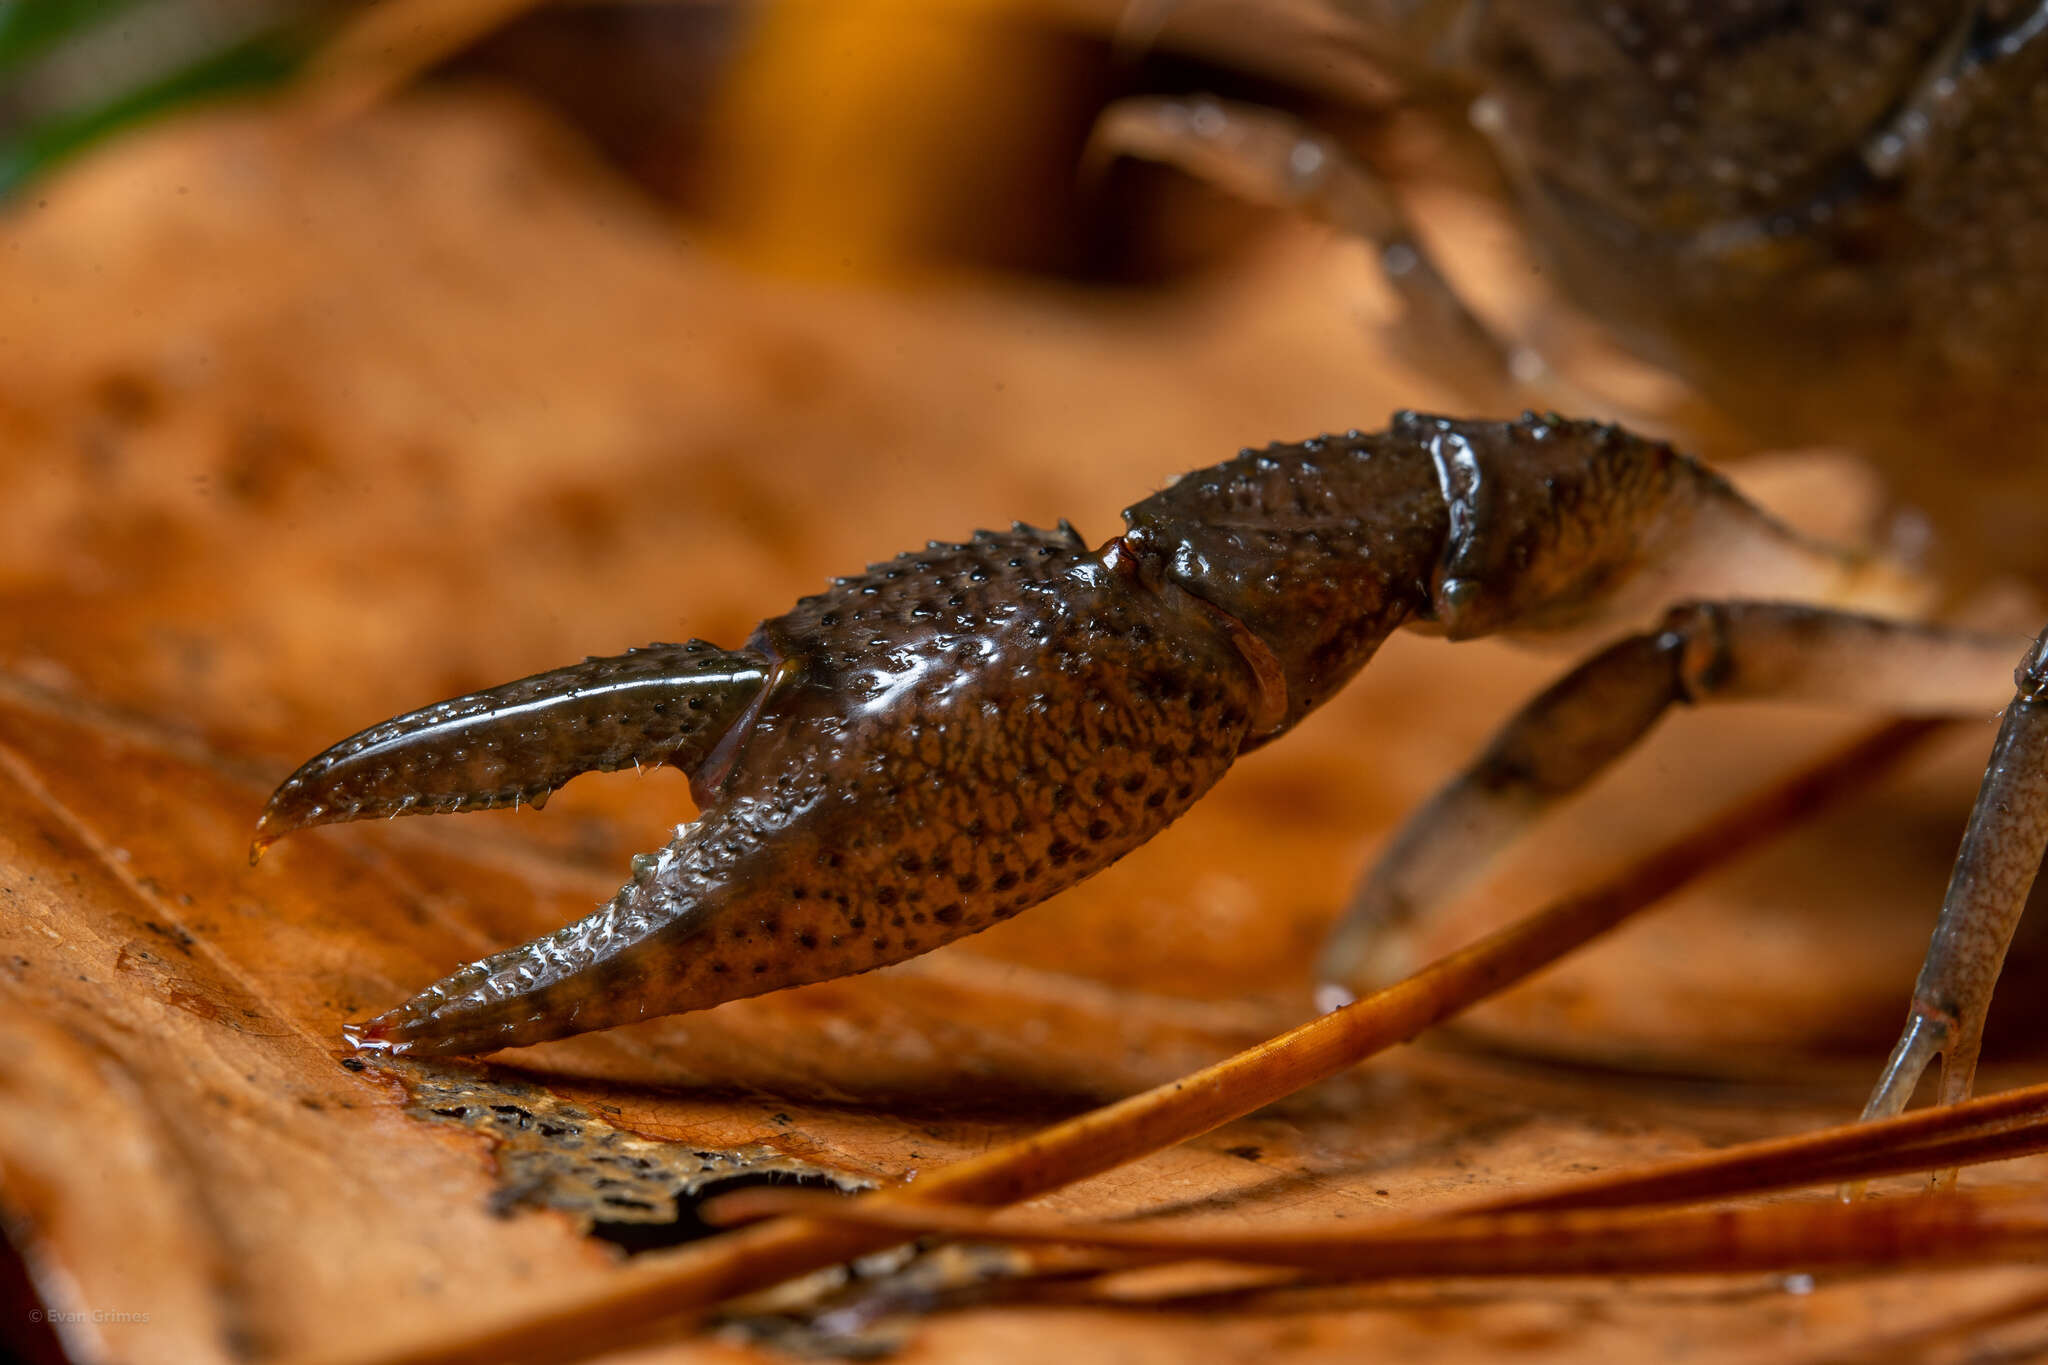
343, 1018, 403, 1054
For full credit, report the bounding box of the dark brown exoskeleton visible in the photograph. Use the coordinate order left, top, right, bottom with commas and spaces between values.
1084, 1, 2048, 1124
1105, 1, 2048, 580
257, 411, 2042, 1140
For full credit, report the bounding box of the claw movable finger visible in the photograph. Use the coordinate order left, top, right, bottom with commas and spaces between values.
252, 641, 769, 860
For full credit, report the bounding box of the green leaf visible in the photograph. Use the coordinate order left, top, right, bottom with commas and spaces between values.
0, 0, 145, 76
0, 31, 301, 197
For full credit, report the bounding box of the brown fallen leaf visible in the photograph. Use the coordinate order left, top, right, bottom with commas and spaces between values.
3, 79, 2048, 1365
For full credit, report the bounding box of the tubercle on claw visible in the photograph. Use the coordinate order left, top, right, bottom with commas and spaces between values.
257, 413, 1832, 1057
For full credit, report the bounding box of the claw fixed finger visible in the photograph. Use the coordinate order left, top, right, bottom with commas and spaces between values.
251, 641, 769, 860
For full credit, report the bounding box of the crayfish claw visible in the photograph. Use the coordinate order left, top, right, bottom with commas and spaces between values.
317, 524, 1277, 1055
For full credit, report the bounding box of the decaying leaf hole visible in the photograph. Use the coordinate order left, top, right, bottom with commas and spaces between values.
393, 1070, 869, 1254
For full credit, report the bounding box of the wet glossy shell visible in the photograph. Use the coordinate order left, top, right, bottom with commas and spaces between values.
364, 527, 1261, 1054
